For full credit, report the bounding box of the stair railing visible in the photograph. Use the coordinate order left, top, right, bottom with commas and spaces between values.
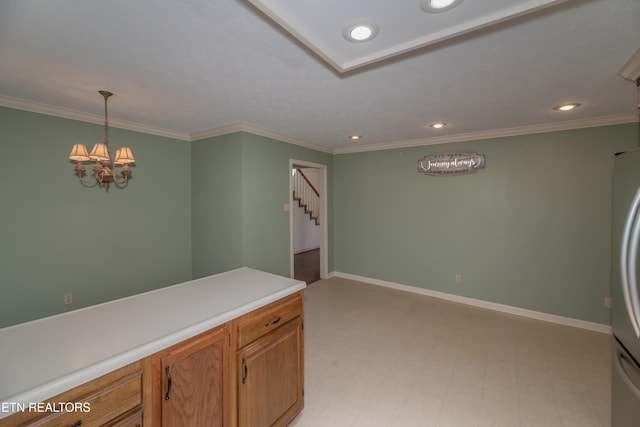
292, 169, 320, 225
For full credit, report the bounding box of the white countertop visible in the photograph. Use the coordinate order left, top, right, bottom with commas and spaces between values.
0, 268, 305, 419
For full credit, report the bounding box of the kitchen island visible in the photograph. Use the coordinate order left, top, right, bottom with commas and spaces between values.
0, 268, 305, 426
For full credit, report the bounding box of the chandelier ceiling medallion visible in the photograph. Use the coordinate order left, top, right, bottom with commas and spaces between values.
68, 90, 135, 190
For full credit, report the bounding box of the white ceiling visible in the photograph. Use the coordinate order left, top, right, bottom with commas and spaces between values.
0, 0, 638, 153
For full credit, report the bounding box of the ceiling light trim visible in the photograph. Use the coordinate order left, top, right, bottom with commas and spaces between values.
430, 122, 447, 129
343, 22, 379, 43
420, 0, 464, 14
553, 103, 581, 111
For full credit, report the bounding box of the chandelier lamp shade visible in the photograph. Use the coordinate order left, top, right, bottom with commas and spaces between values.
69, 90, 135, 189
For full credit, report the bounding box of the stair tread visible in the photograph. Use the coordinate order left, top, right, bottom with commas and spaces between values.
292, 185, 319, 225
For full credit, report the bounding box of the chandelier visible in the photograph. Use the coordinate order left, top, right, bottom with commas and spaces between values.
68, 90, 135, 189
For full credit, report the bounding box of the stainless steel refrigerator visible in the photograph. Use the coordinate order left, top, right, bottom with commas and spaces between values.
612, 148, 640, 427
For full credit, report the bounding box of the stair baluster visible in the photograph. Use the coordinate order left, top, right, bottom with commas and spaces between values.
292, 169, 320, 225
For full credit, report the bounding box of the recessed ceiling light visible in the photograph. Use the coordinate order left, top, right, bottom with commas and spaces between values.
420, 0, 463, 13
554, 103, 581, 111
349, 135, 361, 140
431, 0, 457, 7
343, 22, 379, 43
350, 26, 372, 41
430, 122, 447, 129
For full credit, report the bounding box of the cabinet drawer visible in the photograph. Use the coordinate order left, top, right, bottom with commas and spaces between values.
0, 361, 143, 427
30, 372, 141, 427
235, 292, 302, 348
104, 409, 143, 427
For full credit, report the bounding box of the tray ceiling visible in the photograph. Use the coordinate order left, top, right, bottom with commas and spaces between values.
248, 0, 569, 72
0, 0, 639, 152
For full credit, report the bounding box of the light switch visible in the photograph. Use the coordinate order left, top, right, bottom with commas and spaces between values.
284, 203, 290, 212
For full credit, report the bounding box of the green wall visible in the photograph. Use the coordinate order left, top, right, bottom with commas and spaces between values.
191, 132, 333, 278
0, 107, 192, 327
191, 133, 244, 278
1, 103, 636, 328
333, 124, 638, 324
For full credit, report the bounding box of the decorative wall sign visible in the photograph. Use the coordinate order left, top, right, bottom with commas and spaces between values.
418, 152, 485, 176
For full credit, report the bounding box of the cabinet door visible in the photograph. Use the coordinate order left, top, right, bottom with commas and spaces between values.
161, 325, 230, 427
238, 318, 303, 427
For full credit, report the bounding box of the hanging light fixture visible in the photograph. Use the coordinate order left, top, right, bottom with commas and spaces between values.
69, 90, 135, 189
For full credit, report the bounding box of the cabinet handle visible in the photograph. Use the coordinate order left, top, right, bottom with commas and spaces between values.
165, 365, 172, 400
265, 316, 282, 327
70, 421, 82, 427
242, 357, 248, 384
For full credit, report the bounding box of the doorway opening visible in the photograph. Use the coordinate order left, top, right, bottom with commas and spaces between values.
289, 159, 328, 284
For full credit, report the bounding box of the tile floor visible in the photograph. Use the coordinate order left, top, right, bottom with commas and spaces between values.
290, 277, 612, 427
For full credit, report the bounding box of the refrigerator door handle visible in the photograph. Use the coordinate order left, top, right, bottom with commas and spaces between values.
615, 343, 640, 400
621, 187, 640, 337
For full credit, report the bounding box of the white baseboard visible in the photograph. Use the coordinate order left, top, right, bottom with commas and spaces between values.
329, 271, 612, 334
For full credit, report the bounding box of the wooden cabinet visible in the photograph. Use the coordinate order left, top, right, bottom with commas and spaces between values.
237, 318, 303, 427
105, 410, 143, 427
0, 361, 143, 427
233, 292, 304, 427
146, 323, 231, 427
0, 289, 303, 427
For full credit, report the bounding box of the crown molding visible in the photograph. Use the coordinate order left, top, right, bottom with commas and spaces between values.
189, 123, 245, 141
0, 95, 191, 141
2, 94, 635, 154
333, 113, 638, 154
190, 123, 333, 153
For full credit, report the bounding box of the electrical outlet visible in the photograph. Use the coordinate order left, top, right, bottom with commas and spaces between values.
604, 296, 612, 309
64, 293, 73, 305
455, 274, 462, 284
